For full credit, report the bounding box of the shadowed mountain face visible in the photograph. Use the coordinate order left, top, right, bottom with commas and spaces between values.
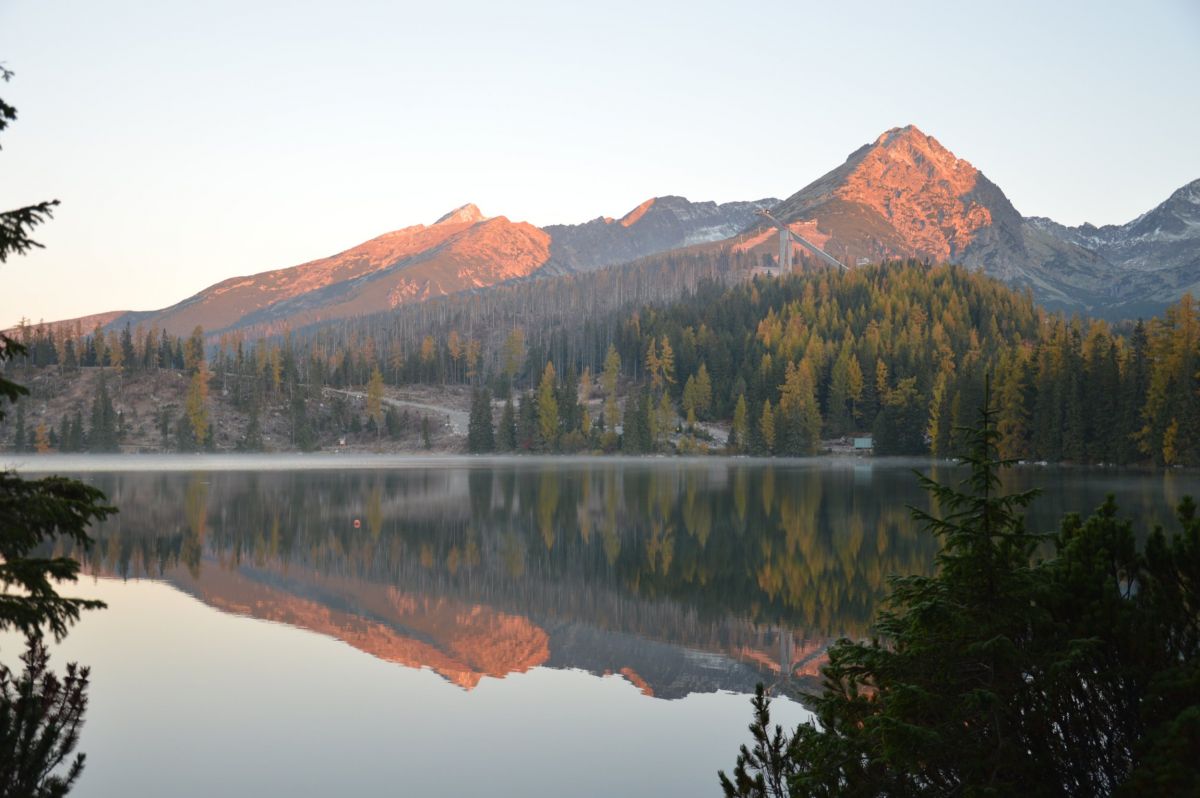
1028, 178, 1200, 316
58, 460, 1192, 700
540, 196, 777, 275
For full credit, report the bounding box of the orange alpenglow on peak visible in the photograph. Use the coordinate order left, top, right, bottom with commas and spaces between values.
434, 203, 486, 226
831, 123, 992, 261
619, 197, 657, 227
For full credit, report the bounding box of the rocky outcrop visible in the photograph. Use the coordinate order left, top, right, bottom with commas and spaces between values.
540, 196, 778, 275
1028, 178, 1200, 315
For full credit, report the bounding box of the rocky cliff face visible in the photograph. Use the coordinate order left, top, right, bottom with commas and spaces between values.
1027, 178, 1200, 315
541, 195, 778, 275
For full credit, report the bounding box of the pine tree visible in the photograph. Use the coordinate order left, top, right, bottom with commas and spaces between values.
237, 400, 264, 452
602, 344, 621, 432
56, 415, 69, 452
183, 326, 205, 374
777, 360, 822, 455
694, 362, 713, 420
826, 345, 856, 437
873, 377, 927, 455
723, 395, 1200, 796
516, 392, 537, 450
536, 362, 559, 450
759, 400, 776, 454
498, 395, 517, 451
657, 391, 674, 448
385, 407, 402, 439
502, 328, 526, 385
645, 338, 661, 389
69, 411, 84, 452
185, 365, 210, 447
88, 372, 118, 452
620, 392, 641, 453
468, 388, 496, 453
12, 400, 25, 452
995, 351, 1031, 460
731, 394, 749, 452
366, 366, 384, 440
557, 366, 581, 434
658, 335, 675, 387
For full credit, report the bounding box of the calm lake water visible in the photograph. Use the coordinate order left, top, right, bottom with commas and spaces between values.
6, 455, 1199, 797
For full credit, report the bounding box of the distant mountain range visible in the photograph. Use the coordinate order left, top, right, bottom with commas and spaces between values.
39, 126, 1199, 335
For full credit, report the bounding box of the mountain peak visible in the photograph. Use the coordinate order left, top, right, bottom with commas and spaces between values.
872, 124, 926, 146
434, 204, 485, 226
768, 125, 1003, 265
619, 198, 657, 227
863, 124, 971, 175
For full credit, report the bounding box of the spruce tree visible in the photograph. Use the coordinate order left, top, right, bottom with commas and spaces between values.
12, 400, 25, 452
516, 392, 536, 451
498, 395, 517, 451
467, 388, 496, 453
87, 373, 118, 452
237, 401, 264, 452
722, 393, 1200, 796
536, 362, 559, 450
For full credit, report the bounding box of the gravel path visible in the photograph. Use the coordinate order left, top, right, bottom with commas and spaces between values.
324, 388, 469, 436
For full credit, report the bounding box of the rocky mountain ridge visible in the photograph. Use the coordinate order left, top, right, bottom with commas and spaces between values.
28, 128, 1199, 335
743, 125, 1196, 315
94, 195, 776, 337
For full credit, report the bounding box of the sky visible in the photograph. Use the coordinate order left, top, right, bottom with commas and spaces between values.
1, 0, 1198, 325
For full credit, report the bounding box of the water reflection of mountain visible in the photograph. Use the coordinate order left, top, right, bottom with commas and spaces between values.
70, 461, 1192, 700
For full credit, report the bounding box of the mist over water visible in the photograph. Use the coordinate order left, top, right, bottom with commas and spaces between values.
16, 458, 1197, 797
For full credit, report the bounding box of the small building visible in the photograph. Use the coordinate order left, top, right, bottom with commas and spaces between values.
853, 436, 874, 453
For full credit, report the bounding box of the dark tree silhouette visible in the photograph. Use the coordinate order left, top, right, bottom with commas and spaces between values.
1, 63, 115, 797
721, 392, 1200, 796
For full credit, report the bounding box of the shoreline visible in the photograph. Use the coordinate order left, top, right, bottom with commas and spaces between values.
4, 451, 1195, 474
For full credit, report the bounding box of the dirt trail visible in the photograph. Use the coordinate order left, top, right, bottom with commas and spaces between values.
324, 388, 468, 436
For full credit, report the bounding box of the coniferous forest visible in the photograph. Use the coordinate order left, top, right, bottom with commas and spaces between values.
3, 258, 1198, 466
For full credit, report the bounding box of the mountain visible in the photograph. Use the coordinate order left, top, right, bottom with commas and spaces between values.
736, 126, 1121, 312
541, 196, 776, 275
32, 126, 1199, 335
101, 196, 775, 337
118, 204, 550, 336
1027, 178, 1200, 316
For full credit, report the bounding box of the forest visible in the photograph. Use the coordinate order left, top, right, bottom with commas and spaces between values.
3, 257, 1198, 466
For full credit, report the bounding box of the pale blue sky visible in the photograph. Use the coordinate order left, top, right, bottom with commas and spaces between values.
2, 0, 1198, 325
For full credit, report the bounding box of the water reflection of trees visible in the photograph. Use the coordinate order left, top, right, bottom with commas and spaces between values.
72, 464, 1192, 641
72, 465, 928, 638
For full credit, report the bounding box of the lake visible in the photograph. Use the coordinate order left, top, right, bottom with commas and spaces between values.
6, 455, 1198, 797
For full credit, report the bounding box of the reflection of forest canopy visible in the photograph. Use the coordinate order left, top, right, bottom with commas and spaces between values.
69, 467, 937, 635
66, 466, 1193, 638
